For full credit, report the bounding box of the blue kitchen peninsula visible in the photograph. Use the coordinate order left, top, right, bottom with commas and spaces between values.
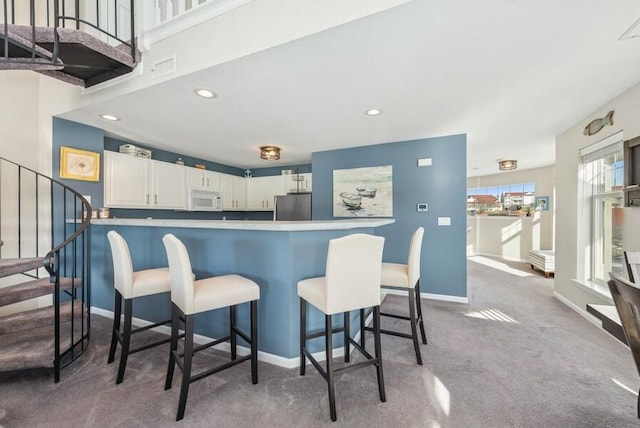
90, 218, 394, 366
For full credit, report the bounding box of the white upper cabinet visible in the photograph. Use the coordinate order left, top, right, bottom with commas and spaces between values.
104, 151, 185, 209
104, 151, 149, 207
246, 176, 287, 211
187, 167, 220, 190
219, 173, 246, 210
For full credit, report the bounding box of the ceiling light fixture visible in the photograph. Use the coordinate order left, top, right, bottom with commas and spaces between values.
99, 114, 120, 121
260, 146, 281, 161
365, 108, 382, 116
194, 88, 217, 99
498, 160, 517, 171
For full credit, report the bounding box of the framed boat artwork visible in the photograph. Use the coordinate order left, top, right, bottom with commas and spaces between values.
332, 165, 393, 217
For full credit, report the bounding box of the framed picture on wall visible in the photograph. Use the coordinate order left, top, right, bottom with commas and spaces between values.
60, 147, 100, 181
535, 196, 549, 211
333, 165, 393, 217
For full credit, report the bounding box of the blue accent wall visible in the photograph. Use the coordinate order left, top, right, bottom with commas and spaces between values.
311, 135, 467, 298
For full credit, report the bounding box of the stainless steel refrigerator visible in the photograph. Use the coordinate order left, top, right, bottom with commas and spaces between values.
274, 193, 312, 221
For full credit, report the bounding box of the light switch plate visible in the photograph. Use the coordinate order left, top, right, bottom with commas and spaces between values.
438, 217, 451, 226
418, 158, 432, 167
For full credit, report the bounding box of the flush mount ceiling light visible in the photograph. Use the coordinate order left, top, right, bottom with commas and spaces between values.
193, 88, 217, 99
498, 159, 517, 171
365, 108, 382, 116
99, 114, 120, 121
260, 146, 281, 161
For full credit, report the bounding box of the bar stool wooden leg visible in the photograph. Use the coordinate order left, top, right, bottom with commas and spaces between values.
116, 299, 133, 384
359, 308, 366, 349
415, 280, 427, 344
299, 298, 307, 376
165, 303, 179, 391
176, 314, 194, 421
373, 306, 386, 402
408, 289, 423, 365
108, 290, 122, 364
230, 305, 237, 361
251, 300, 258, 385
325, 314, 337, 422
344, 311, 350, 363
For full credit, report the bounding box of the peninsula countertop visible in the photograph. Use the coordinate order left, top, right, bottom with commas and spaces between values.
90, 218, 395, 231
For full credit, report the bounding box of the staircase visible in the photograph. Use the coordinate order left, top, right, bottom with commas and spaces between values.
0, 0, 140, 87
0, 157, 91, 382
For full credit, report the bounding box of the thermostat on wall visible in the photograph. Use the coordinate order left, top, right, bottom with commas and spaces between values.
417, 203, 428, 212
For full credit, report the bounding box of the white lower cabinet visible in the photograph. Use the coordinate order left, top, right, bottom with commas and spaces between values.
104, 151, 185, 209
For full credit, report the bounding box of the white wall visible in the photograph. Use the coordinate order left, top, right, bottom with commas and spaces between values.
556, 81, 640, 312
0, 71, 81, 315
467, 165, 555, 261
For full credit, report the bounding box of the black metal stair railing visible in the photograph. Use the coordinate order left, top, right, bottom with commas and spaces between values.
1, 0, 136, 68
0, 156, 91, 382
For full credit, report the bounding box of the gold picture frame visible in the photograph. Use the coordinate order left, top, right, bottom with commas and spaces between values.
60, 147, 100, 181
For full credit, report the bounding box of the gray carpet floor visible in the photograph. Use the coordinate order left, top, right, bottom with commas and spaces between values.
0, 256, 638, 427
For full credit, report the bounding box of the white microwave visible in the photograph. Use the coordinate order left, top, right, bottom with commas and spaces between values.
187, 188, 223, 211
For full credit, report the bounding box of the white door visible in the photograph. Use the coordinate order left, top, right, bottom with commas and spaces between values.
234, 176, 247, 210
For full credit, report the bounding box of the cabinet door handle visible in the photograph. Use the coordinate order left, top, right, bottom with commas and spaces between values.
146, 194, 149, 204
154, 195, 158, 204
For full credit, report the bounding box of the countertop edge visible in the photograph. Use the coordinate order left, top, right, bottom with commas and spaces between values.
89, 218, 395, 231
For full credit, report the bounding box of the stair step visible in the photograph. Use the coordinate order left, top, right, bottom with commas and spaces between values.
0, 257, 44, 278
0, 300, 84, 336
0, 277, 82, 307
0, 319, 85, 371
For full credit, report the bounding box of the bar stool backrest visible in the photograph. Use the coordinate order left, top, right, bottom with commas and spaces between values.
324, 233, 384, 315
608, 273, 640, 377
163, 234, 197, 315
107, 231, 135, 298
407, 227, 424, 287
624, 251, 640, 283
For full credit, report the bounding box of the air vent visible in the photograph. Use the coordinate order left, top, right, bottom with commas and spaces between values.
620, 17, 640, 40
151, 55, 176, 78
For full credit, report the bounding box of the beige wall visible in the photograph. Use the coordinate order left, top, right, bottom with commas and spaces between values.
556, 81, 640, 312
467, 165, 555, 261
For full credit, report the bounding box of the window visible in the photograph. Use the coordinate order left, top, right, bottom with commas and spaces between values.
467, 183, 535, 216
580, 133, 624, 285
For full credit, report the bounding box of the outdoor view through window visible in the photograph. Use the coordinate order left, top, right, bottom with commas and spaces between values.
467, 183, 536, 217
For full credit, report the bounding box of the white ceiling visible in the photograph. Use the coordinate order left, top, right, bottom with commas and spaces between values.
61, 0, 640, 177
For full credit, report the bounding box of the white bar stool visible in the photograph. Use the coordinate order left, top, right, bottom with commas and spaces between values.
298, 233, 385, 422
107, 230, 173, 384
162, 233, 260, 421
361, 227, 427, 364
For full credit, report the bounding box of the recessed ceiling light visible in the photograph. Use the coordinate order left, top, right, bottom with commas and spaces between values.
194, 88, 217, 99
365, 108, 382, 116
99, 114, 120, 121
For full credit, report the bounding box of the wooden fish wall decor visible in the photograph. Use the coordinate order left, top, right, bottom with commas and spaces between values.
583, 110, 614, 136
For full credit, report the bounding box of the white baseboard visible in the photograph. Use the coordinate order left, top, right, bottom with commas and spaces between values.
552, 291, 600, 328
381, 289, 469, 304
91, 306, 372, 369
471, 252, 528, 263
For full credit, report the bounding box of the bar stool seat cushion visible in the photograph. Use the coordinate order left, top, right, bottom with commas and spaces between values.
297, 277, 327, 312
381, 262, 412, 289
129, 268, 172, 298
193, 274, 260, 314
